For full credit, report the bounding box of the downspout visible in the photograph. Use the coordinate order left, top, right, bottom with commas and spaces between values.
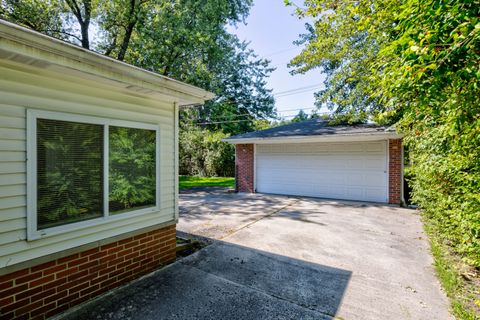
174, 102, 179, 221
253, 144, 257, 193
234, 146, 238, 192
401, 142, 406, 206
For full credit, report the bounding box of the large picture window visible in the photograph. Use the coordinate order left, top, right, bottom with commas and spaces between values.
27, 110, 159, 239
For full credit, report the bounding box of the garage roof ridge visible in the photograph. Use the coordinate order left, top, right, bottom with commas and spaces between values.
224, 118, 401, 143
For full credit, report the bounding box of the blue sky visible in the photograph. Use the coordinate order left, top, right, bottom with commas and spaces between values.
229, 1, 326, 119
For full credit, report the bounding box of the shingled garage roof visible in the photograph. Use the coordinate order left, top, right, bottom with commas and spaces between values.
226, 118, 404, 203
224, 118, 401, 143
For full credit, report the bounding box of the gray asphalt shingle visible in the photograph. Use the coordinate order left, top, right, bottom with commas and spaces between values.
225, 118, 394, 140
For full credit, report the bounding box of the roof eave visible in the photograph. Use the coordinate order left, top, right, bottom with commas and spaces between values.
0, 19, 215, 105
224, 132, 404, 144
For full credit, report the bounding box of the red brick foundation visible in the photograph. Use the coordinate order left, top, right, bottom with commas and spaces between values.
0, 224, 176, 320
235, 144, 255, 193
388, 139, 402, 204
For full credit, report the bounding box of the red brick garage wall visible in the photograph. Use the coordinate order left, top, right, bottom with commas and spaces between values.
0, 224, 176, 320
389, 139, 403, 205
235, 144, 254, 193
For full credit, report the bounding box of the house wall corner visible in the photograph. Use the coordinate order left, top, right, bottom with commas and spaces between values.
235, 144, 255, 193
388, 139, 403, 205
0, 225, 176, 319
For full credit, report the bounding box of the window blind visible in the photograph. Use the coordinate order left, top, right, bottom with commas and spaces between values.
37, 119, 104, 229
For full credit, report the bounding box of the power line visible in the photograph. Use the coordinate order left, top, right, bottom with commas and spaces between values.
179, 89, 321, 109
180, 107, 325, 122
180, 108, 317, 122
182, 111, 331, 125
180, 112, 257, 122
188, 115, 330, 126
273, 85, 323, 98
281, 111, 330, 118
277, 106, 316, 113
275, 88, 322, 98
193, 119, 253, 125
273, 83, 323, 96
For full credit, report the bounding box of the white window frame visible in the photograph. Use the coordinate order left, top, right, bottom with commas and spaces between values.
27, 109, 161, 240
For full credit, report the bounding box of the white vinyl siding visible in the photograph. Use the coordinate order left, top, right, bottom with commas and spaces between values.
0, 60, 177, 268
256, 141, 388, 203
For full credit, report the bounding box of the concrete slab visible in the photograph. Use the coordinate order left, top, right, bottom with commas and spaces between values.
179, 189, 297, 240
223, 197, 452, 319
61, 189, 452, 320
179, 191, 452, 319
181, 242, 351, 317
61, 243, 334, 320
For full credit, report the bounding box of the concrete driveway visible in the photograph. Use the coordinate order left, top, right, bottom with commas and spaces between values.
63, 189, 451, 320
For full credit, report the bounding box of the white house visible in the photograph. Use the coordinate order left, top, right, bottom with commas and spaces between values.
0, 20, 213, 319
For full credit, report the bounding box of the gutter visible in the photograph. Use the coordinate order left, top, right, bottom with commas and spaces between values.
401, 144, 406, 206
223, 132, 404, 144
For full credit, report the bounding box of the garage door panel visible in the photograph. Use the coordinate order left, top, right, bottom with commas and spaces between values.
366, 142, 385, 152
365, 157, 386, 170
256, 141, 388, 203
365, 187, 386, 200
259, 171, 386, 188
365, 172, 387, 186
346, 158, 364, 168
346, 187, 364, 199
330, 143, 363, 152
262, 155, 366, 170
346, 173, 364, 185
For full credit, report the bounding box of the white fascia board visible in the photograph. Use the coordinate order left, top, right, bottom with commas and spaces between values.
224, 132, 403, 144
0, 20, 215, 105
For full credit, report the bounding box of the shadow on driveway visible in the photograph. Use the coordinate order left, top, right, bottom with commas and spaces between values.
176, 188, 452, 319
61, 237, 351, 320
61, 189, 452, 320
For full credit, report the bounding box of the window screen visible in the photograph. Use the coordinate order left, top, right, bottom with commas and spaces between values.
37, 119, 104, 230
109, 126, 156, 214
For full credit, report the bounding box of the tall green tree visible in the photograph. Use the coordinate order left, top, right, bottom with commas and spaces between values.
1, 0, 275, 133
96, 0, 151, 60
286, 0, 399, 123
0, 0, 96, 48
116, 0, 275, 134
1, 0, 274, 177
0, 0, 68, 39
380, 0, 480, 267
179, 35, 275, 135
289, 0, 480, 270
291, 109, 309, 122
64, 0, 93, 48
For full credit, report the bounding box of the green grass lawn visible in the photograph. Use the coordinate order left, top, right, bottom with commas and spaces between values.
179, 176, 235, 189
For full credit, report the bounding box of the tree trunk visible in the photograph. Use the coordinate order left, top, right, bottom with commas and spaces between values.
117, 0, 138, 61
66, 0, 91, 49
80, 21, 89, 49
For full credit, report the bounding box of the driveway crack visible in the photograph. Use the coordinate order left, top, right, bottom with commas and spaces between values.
219, 198, 301, 240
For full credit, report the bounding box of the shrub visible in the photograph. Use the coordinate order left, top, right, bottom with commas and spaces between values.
179, 126, 234, 177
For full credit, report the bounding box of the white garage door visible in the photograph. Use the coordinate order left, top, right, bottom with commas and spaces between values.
256, 141, 388, 203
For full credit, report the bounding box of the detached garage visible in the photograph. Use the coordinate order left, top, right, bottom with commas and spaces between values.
225, 119, 403, 204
